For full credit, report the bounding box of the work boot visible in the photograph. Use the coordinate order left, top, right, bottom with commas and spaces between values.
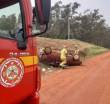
59, 65, 66, 69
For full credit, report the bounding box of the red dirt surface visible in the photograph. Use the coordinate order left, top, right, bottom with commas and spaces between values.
40, 52, 110, 104
37, 37, 93, 51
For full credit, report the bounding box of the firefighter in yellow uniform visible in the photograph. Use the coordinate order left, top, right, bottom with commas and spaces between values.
60, 46, 68, 68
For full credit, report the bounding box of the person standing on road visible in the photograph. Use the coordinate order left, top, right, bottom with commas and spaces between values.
60, 45, 68, 68
74, 45, 80, 55
73, 45, 80, 60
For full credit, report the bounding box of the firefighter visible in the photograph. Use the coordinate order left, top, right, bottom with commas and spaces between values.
74, 45, 79, 55
73, 45, 80, 60
60, 45, 68, 68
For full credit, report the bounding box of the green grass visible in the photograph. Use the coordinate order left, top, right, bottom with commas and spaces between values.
86, 46, 109, 58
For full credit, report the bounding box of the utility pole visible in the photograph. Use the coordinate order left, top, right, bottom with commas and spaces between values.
68, 17, 70, 40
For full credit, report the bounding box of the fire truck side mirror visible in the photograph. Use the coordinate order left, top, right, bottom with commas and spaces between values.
34, 0, 51, 25
29, 0, 51, 37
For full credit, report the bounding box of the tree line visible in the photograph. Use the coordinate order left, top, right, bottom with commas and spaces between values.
44, 1, 110, 48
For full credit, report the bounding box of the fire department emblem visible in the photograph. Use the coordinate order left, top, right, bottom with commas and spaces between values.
0, 58, 24, 88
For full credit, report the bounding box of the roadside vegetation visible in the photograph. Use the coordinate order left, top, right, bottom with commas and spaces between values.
37, 37, 109, 58
37, 37, 109, 72
36, 0, 110, 72
86, 46, 108, 58
40, 1, 110, 49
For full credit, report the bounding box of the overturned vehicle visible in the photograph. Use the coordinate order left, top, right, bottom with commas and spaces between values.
39, 47, 82, 67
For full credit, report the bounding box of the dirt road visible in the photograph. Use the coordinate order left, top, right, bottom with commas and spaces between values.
40, 52, 110, 104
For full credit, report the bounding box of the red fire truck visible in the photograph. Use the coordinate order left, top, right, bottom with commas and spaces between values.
0, 0, 50, 104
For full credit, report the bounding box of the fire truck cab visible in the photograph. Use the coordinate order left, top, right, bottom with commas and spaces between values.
0, 0, 50, 104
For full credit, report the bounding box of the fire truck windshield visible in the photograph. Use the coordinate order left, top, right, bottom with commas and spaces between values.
0, 2, 22, 39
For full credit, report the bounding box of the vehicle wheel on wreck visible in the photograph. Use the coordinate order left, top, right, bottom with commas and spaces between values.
44, 47, 52, 55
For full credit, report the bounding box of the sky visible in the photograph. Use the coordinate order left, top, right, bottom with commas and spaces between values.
1, 0, 109, 26
0, 3, 20, 18
31, 0, 110, 26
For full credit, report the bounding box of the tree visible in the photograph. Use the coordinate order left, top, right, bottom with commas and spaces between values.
0, 14, 16, 31
48, 1, 80, 39
46, 0, 110, 48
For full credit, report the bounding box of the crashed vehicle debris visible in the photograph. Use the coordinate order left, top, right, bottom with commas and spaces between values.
39, 47, 82, 67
